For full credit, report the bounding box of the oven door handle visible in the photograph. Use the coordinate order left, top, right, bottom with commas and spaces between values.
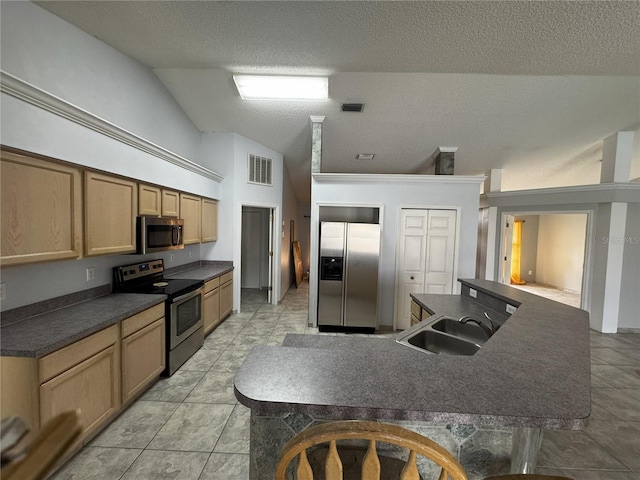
172, 288, 202, 304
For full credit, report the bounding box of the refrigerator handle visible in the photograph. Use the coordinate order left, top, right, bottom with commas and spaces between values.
341, 224, 348, 323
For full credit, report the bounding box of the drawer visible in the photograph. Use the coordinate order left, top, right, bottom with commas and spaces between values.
121, 303, 165, 338
219, 271, 233, 285
204, 277, 220, 293
410, 300, 421, 319
39, 325, 118, 384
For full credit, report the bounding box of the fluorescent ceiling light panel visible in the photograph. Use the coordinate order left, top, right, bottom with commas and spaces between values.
233, 75, 328, 101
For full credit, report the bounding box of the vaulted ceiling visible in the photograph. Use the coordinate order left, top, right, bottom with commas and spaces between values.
36, 1, 640, 201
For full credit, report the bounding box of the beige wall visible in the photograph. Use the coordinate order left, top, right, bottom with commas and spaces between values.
536, 214, 588, 293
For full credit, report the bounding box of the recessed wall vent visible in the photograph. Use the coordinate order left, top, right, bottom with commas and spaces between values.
248, 154, 272, 186
341, 103, 364, 112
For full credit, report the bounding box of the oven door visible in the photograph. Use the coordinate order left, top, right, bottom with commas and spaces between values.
169, 288, 203, 350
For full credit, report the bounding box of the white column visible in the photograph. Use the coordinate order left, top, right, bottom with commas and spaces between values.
591, 131, 633, 332
600, 131, 633, 183
592, 202, 628, 332
484, 168, 503, 193
310, 115, 324, 174
484, 169, 502, 280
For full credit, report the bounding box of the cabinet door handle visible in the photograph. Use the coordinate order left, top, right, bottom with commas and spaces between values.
410, 276, 414, 280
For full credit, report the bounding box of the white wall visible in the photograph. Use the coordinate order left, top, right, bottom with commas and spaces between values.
310, 175, 483, 327
200, 133, 236, 262
0, 2, 200, 163
199, 133, 289, 309
0, 2, 223, 311
535, 214, 586, 293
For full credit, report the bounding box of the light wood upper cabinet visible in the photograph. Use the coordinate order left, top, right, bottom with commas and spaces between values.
201, 198, 218, 243
161, 189, 180, 217
1, 151, 82, 266
85, 171, 137, 256
138, 184, 161, 216
180, 193, 201, 244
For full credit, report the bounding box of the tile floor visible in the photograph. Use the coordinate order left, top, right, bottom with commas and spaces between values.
51, 281, 640, 479
510, 282, 581, 309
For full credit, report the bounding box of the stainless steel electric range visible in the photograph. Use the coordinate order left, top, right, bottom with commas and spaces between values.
113, 259, 204, 376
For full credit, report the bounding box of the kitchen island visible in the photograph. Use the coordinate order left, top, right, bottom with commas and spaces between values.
234, 279, 591, 479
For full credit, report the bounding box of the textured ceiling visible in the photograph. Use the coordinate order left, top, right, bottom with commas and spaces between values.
36, 1, 640, 201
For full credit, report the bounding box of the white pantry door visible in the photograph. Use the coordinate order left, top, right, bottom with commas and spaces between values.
395, 209, 457, 330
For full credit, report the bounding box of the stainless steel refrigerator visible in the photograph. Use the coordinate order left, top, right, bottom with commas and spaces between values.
318, 222, 380, 330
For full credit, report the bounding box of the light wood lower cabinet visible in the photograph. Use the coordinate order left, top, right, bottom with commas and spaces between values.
410, 300, 422, 327
121, 304, 165, 404
0, 305, 165, 448
220, 271, 233, 320
40, 344, 119, 441
203, 278, 221, 335
39, 325, 120, 442
1, 151, 83, 266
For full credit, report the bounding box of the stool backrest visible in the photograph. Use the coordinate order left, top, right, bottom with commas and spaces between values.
275, 420, 468, 480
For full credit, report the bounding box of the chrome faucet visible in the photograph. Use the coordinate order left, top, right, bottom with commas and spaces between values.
458, 312, 497, 338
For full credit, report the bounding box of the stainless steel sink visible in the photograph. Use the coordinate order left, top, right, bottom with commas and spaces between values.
405, 330, 480, 355
430, 317, 489, 345
395, 315, 486, 355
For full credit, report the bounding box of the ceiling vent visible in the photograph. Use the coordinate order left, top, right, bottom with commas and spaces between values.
341, 103, 364, 112
248, 154, 272, 186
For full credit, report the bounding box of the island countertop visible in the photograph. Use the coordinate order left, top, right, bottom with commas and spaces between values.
234, 279, 591, 430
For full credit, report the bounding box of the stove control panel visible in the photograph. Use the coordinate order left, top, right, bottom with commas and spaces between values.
114, 259, 164, 285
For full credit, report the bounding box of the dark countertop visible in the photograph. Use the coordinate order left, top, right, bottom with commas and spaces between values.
1, 294, 166, 357
168, 264, 233, 282
234, 279, 591, 429
0, 262, 233, 358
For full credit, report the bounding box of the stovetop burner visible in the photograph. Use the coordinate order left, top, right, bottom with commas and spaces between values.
113, 259, 203, 299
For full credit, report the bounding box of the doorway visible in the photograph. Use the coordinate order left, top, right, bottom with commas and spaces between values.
241, 206, 274, 309
499, 212, 589, 309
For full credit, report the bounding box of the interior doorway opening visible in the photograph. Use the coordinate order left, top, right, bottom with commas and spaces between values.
499, 212, 589, 309
240, 205, 275, 310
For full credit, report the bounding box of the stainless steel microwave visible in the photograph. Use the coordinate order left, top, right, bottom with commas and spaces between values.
137, 216, 184, 254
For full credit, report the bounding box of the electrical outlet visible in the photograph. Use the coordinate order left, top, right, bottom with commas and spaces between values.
506, 304, 517, 314
528, 270, 533, 275
189, 250, 193, 258
0, 283, 6, 300
86, 267, 95, 282
469, 288, 477, 299
170, 253, 175, 262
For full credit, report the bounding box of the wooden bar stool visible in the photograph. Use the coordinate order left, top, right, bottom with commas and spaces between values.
276, 420, 468, 480
1, 410, 82, 480
484, 475, 573, 479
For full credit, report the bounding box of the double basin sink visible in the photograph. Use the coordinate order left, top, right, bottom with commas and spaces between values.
396, 315, 491, 355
